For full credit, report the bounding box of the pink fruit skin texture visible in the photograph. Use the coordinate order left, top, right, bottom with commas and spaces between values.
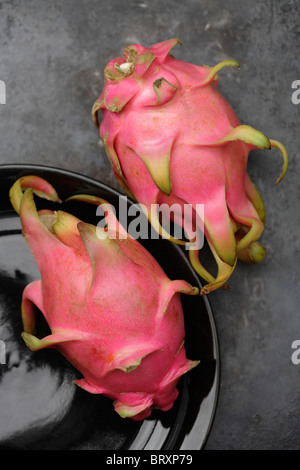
9, 176, 199, 421
93, 38, 288, 295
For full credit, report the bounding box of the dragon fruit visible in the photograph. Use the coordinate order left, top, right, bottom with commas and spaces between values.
9, 175, 199, 421
92, 38, 288, 294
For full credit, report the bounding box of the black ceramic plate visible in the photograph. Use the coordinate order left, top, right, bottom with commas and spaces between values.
0, 164, 219, 451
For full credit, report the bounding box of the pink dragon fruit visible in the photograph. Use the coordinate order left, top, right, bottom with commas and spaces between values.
9, 175, 199, 421
92, 38, 288, 294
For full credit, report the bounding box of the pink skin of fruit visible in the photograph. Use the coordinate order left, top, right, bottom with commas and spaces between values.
93, 38, 288, 294
9, 175, 199, 421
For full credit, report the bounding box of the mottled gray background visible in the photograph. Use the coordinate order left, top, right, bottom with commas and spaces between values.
0, 0, 299, 450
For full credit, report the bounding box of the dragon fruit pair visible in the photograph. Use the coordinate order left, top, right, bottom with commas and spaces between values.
9, 175, 199, 421
10, 39, 287, 422
92, 38, 288, 294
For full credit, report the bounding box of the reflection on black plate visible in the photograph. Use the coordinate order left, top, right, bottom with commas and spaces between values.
0, 164, 219, 450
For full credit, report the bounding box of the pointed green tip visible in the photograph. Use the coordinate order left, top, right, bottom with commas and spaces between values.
140, 153, 172, 196
115, 356, 144, 373
21, 332, 43, 351
223, 125, 271, 149
153, 77, 178, 105
269, 139, 288, 184
191, 359, 201, 369
193, 58, 240, 90
92, 100, 102, 127
66, 194, 109, 206
171, 279, 200, 296
208, 59, 240, 81
238, 241, 266, 264
9, 175, 62, 214
249, 242, 266, 263
114, 400, 152, 419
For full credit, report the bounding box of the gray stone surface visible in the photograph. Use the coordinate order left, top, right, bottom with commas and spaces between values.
0, 0, 299, 450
